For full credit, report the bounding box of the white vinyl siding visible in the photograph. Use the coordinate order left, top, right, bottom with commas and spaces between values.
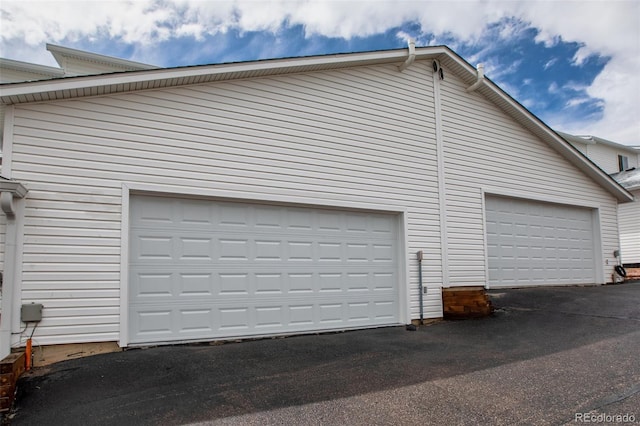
438, 70, 618, 287
570, 141, 588, 155
584, 143, 639, 174
619, 190, 640, 265
9, 61, 443, 345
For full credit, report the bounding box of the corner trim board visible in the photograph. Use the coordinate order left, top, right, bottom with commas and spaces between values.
1, 106, 15, 178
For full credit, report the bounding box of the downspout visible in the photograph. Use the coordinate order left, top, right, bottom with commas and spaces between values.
398, 39, 416, 72
0, 182, 28, 359
0, 192, 17, 218
466, 63, 485, 92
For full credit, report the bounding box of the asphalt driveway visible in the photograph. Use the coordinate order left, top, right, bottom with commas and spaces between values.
7, 283, 640, 425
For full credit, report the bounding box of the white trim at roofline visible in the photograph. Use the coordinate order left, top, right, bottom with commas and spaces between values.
0, 47, 448, 102
558, 131, 639, 154
0, 58, 65, 78
46, 43, 159, 71
0, 45, 633, 203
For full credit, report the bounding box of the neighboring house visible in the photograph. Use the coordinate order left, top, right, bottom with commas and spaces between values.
0, 43, 633, 360
609, 168, 640, 268
0, 44, 158, 162
560, 132, 640, 267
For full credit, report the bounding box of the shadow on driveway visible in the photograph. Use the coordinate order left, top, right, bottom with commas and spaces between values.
9, 283, 640, 425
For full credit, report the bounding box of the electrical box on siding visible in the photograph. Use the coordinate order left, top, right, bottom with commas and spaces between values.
21, 303, 43, 322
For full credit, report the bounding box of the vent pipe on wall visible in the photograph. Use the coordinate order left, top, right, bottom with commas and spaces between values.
466, 63, 485, 92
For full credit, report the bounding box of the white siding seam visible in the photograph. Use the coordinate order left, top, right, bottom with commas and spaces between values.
433, 65, 449, 288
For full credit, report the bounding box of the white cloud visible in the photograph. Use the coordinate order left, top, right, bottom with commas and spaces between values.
0, 0, 638, 143
543, 58, 557, 70
565, 97, 591, 108
563, 81, 587, 92
575, 54, 640, 143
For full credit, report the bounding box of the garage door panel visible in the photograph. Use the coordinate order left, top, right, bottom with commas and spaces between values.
131, 238, 394, 266
130, 294, 397, 344
129, 195, 399, 344
485, 196, 596, 288
131, 269, 396, 300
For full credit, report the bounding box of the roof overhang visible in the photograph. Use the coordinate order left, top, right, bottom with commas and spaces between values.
46, 43, 159, 72
0, 47, 449, 104
0, 45, 633, 203
558, 131, 639, 154
0, 58, 65, 79
436, 52, 634, 203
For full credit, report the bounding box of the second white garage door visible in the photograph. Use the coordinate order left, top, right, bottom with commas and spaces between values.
485, 196, 597, 288
128, 195, 400, 345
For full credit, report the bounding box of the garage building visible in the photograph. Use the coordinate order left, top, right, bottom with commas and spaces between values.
0, 44, 632, 358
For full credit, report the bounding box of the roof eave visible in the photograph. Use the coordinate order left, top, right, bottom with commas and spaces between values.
0, 58, 65, 78
441, 54, 635, 203
0, 46, 449, 104
46, 43, 159, 71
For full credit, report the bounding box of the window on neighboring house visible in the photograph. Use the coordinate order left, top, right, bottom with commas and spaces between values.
618, 155, 629, 171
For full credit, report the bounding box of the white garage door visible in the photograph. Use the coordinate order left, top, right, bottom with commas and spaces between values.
128, 195, 400, 345
485, 196, 596, 288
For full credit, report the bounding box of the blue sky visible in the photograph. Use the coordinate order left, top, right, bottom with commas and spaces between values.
1, 1, 638, 145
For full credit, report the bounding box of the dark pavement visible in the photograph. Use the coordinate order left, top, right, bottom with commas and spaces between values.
7, 283, 640, 425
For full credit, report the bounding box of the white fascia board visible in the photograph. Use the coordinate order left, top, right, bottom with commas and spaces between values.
46, 43, 159, 70
1, 47, 445, 103
0, 58, 64, 77
556, 131, 597, 146
560, 131, 638, 153
591, 136, 640, 153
